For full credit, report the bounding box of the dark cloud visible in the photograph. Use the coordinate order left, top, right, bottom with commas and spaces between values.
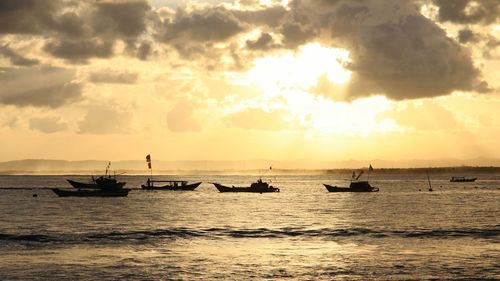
43, 39, 114, 63
166, 101, 201, 132
433, 0, 499, 25
246, 32, 274, 50
347, 14, 487, 99
290, 0, 490, 100
0, 44, 39, 66
29, 116, 68, 133
89, 70, 138, 84
0, 0, 59, 34
458, 28, 480, 44
136, 41, 152, 60
280, 21, 317, 48
78, 105, 130, 134
0, 67, 82, 108
47, 11, 88, 38
0, 0, 151, 62
92, 0, 151, 38
157, 7, 244, 43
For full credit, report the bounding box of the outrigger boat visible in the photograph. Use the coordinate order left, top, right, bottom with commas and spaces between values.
66, 162, 126, 190
324, 165, 379, 192
450, 176, 477, 182
212, 179, 280, 193
67, 176, 126, 190
52, 188, 130, 197
53, 162, 129, 197
324, 181, 379, 192
141, 179, 202, 191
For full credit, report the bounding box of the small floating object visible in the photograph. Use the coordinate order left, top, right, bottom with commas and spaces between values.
32, 194, 38, 197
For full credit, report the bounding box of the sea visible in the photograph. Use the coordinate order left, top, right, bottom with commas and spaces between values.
0, 173, 499, 280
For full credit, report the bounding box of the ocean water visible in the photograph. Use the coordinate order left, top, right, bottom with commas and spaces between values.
0, 174, 499, 280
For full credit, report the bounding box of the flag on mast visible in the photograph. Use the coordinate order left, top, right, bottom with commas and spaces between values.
146, 154, 152, 169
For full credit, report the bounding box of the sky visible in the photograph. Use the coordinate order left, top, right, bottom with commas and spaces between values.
0, 0, 499, 164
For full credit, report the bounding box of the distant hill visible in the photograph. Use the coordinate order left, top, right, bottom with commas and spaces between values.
1, 158, 500, 174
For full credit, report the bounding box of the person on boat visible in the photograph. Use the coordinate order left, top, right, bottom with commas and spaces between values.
147, 178, 151, 187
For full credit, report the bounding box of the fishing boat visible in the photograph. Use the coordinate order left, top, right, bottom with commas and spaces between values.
324, 165, 379, 192
67, 176, 126, 190
51, 188, 130, 197
212, 179, 280, 193
141, 179, 202, 191
324, 181, 379, 192
450, 176, 477, 182
67, 162, 126, 190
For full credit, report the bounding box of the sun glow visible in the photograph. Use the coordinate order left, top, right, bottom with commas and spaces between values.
236, 43, 397, 135
246, 43, 351, 94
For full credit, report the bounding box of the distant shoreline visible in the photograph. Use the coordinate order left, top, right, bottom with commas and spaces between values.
1, 166, 500, 176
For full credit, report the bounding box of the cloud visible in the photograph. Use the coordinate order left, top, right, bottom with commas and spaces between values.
280, 21, 317, 48
89, 70, 139, 84
0, 44, 39, 66
166, 101, 201, 132
227, 108, 289, 131
458, 28, 480, 44
43, 39, 114, 63
157, 7, 244, 44
232, 5, 287, 27
380, 100, 461, 131
136, 41, 152, 60
92, 0, 151, 38
78, 105, 131, 134
29, 116, 68, 133
0, 0, 59, 35
433, 0, 499, 25
290, 0, 490, 100
0, 67, 82, 108
246, 32, 274, 50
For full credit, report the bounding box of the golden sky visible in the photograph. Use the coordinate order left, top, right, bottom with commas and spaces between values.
0, 0, 499, 164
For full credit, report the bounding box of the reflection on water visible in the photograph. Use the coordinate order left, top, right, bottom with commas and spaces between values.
0, 175, 499, 280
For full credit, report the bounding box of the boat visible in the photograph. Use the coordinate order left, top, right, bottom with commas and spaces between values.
67, 176, 126, 190
212, 179, 280, 193
67, 162, 126, 190
450, 176, 477, 182
141, 179, 202, 191
51, 188, 130, 197
324, 181, 379, 192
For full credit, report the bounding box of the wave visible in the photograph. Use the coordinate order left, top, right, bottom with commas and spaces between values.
0, 226, 498, 245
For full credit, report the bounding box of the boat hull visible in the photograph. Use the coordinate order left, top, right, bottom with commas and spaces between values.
52, 188, 130, 197
450, 178, 477, 182
141, 182, 202, 191
67, 179, 126, 189
324, 184, 379, 192
212, 183, 280, 193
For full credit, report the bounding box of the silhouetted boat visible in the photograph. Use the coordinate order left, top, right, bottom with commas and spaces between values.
324, 181, 379, 192
212, 179, 280, 193
67, 162, 126, 190
51, 188, 130, 197
141, 179, 201, 191
67, 176, 127, 190
450, 176, 477, 182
